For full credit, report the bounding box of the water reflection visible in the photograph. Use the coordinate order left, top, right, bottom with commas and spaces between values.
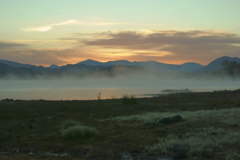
0, 79, 239, 100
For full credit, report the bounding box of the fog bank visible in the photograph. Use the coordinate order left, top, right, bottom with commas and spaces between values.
0, 75, 239, 100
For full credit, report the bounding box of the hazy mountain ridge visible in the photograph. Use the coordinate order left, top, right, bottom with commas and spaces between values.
79, 59, 203, 73
0, 56, 239, 79
0, 62, 148, 79
87, 65, 151, 78
0, 59, 37, 68
197, 56, 240, 73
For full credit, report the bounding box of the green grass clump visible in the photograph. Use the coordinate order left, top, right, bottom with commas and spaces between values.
61, 120, 98, 140
61, 120, 79, 130
61, 125, 98, 140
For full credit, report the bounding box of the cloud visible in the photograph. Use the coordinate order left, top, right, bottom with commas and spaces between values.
21, 18, 123, 32
21, 20, 79, 32
21, 17, 164, 32
84, 30, 240, 64
2, 30, 240, 66
0, 46, 108, 66
0, 41, 28, 49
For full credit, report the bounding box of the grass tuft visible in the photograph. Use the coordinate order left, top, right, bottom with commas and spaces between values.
61, 125, 98, 140
61, 120, 98, 140
146, 127, 240, 156
61, 120, 79, 130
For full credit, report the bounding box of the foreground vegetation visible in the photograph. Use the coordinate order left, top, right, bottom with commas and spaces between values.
0, 90, 240, 159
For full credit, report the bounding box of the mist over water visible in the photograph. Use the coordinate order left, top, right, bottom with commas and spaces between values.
0, 76, 239, 100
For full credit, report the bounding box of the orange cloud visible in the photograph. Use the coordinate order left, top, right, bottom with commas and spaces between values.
84, 30, 240, 65
2, 30, 240, 66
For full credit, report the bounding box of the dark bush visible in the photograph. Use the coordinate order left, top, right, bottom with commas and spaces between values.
121, 95, 137, 104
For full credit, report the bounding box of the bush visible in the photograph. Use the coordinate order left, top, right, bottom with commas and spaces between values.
121, 95, 137, 104
61, 125, 98, 140
61, 120, 79, 130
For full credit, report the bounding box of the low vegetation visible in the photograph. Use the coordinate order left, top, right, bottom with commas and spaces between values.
61, 125, 98, 140
146, 127, 240, 158
109, 107, 240, 124
61, 120, 98, 140
61, 120, 80, 130
121, 94, 137, 104
0, 89, 240, 159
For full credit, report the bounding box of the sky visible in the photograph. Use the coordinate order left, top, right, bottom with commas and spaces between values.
1, 0, 240, 66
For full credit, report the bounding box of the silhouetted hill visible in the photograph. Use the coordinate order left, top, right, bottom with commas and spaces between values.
0, 63, 44, 78
78, 59, 103, 66
0, 58, 204, 74
197, 56, 240, 73
49, 64, 60, 69
0, 59, 37, 68
78, 59, 203, 73
0, 61, 153, 79
1, 56, 240, 79
180, 63, 204, 72
88, 65, 150, 77
58, 64, 106, 74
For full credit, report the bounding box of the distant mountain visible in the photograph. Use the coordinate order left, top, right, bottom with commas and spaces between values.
88, 65, 150, 77
79, 59, 137, 67
0, 58, 204, 73
2, 56, 239, 79
0, 61, 149, 79
78, 59, 203, 73
0, 62, 44, 78
78, 59, 104, 66
180, 63, 204, 72
0, 59, 36, 68
49, 64, 60, 69
197, 56, 240, 73
58, 63, 106, 74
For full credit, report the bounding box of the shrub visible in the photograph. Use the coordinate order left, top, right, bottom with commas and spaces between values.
61, 120, 79, 130
61, 125, 98, 140
121, 95, 137, 104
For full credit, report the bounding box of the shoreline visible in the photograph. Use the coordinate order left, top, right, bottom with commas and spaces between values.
1, 88, 239, 101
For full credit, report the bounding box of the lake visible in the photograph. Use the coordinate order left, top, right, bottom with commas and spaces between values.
0, 78, 239, 100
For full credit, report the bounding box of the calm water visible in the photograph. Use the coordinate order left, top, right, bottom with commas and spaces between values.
0, 78, 239, 100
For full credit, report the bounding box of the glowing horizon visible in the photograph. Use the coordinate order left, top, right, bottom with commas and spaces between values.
1, 0, 240, 66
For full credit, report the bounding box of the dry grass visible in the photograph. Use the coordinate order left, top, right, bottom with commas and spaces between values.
146, 127, 240, 158
108, 108, 240, 124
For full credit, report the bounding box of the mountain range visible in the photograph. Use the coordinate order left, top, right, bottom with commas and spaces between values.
197, 56, 240, 73
0, 56, 239, 79
77, 59, 203, 73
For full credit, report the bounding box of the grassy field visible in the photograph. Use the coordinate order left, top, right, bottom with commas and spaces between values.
0, 90, 240, 159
